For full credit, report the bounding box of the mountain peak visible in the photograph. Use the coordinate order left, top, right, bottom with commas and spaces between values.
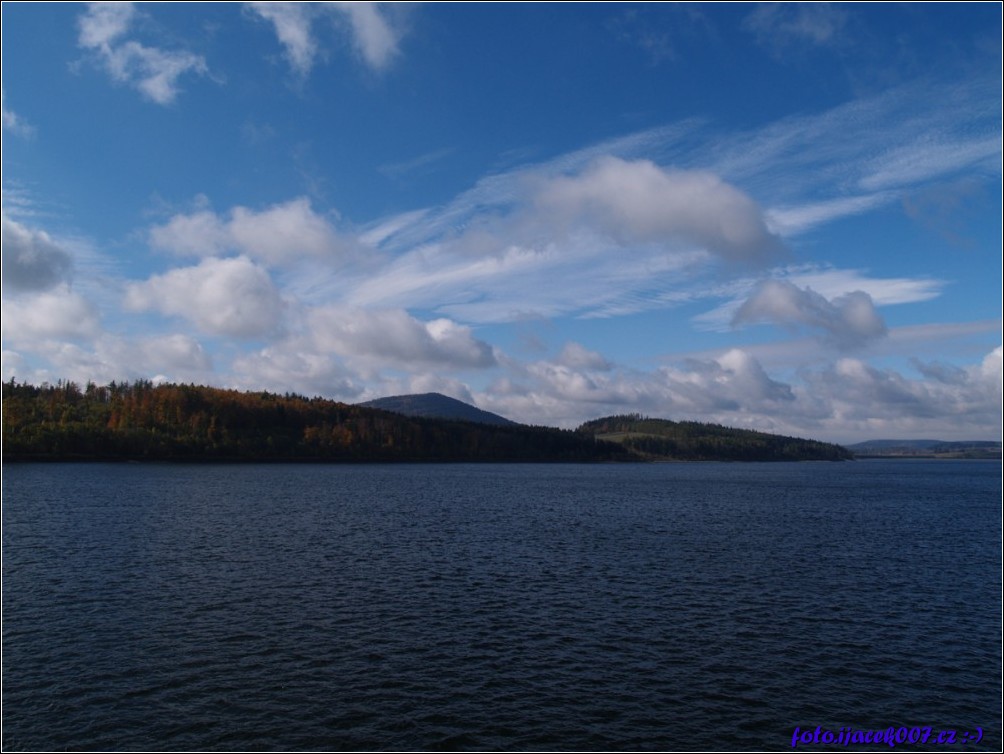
357, 393, 518, 426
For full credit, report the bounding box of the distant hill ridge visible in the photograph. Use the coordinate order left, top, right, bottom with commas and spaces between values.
357, 392, 518, 426
845, 439, 1001, 459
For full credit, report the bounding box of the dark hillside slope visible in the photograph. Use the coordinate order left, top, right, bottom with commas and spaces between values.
578, 414, 852, 461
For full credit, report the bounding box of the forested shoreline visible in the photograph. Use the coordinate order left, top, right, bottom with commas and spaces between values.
1, 379, 632, 463
2, 380, 851, 463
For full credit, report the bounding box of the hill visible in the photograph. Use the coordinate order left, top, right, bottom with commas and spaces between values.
1, 380, 628, 463
358, 393, 516, 426
3, 381, 855, 464
845, 439, 1001, 459
577, 414, 852, 462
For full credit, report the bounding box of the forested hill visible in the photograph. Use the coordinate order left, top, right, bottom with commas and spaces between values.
577, 415, 852, 462
3, 381, 850, 463
1, 380, 630, 463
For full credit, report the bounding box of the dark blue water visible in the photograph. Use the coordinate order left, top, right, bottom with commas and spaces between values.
2, 460, 1000, 751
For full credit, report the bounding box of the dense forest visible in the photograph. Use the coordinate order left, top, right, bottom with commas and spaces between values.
2, 381, 851, 463
577, 414, 852, 462
1, 380, 631, 463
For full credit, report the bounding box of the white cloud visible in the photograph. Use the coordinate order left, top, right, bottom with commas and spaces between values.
859, 135, 1003, 192
557, 342, 613, 371
743, 2, 848, 52
695, 266, 944, 332
332, 75, 995, 329
149, 197, 351, 265
327, 157, 777, 323
78, 1, 134, 47
1, 88, 34, 137
330, 1, 401, 71
479, 347, 796, 430
797, 348, 1003, 438
474, 344, 1002, 443
307, 305, 497, 369
94, 334, 213, 381
765, 194, 894, 236
227, 306, 497, 398
231, 346, 362, 400
1, 286, 101, 343
1, 214, 74, 292
535, 157, 783, 263
78, 2, 209, 105
149, 209, 230, 257
246, 2, 317, 77
733, 279, 887, 348
247, 1, 405, 76
107, 42, 210, 106
2, 333, 213, 388
229, 198, 348, 264
124, 256, 284, 339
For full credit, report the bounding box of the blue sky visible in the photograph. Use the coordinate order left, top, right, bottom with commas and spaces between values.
2, 2, 1001, 442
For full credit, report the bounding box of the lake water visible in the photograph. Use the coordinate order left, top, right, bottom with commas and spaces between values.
2, 460, 1000, 751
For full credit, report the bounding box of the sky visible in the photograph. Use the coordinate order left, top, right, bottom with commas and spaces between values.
1, 2, 1001, 443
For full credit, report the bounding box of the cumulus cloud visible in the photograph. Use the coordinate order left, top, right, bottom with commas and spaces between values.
149, 197, 350, 265
77, 2, 209, 105
475, 343, 1002, 443
535, 157, 783, 263
247, 1, 404, 76
1, 286, 101, 343
2, 333, 213, 387
478, 347, 797, 430
557, 342, 612, 371
799, 348, 1003, 434
227, 306, 496, 398
124, 256, 284, 339
732, 279, 887, 348
93, 334, 213, 382
231, 347, 362, 399
133, 333, 213, 375
1, 214, 74, 292
307, 305, 497, 369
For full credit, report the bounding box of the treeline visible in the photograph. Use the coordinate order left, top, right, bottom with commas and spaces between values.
577, 414, 852, 462
2, 380, 632, 463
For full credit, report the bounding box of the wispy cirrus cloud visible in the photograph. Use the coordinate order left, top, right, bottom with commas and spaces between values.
743, 2, 849, 54
315, 156, 779, 321
300, 73, 995, 327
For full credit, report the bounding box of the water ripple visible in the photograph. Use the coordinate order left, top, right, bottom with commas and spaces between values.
3, 460, 1000, 751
